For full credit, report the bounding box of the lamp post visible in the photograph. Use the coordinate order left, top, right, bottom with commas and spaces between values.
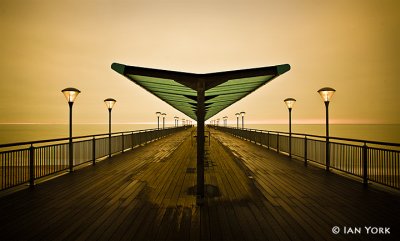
240, 112, 246, 129
104, 98, 116, 158
156, 112, 161, 129
61, 87, 81, 172
284, 98, 296, 158
318, 87, 336, 171
235, 113, 240, 129
161, 113, 166, 129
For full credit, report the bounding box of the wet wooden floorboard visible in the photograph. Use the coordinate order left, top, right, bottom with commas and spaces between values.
0, 128, 399, 240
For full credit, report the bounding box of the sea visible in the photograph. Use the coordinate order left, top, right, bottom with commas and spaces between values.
0, 123, 399, 145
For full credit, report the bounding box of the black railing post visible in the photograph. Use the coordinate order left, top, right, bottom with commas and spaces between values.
304, 136, 308, 166
92, 136, 96, 165
131, 131, 134, 149
29, 144, 35, 187
277, 133, 280, 153
122, 133, 124, 153
363, 142, 368, 186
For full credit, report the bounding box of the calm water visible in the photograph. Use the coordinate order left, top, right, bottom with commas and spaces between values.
0, 123, 399, 145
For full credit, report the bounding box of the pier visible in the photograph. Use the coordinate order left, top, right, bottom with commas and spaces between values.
1, 127, 399, 240
1, 64, 399, 240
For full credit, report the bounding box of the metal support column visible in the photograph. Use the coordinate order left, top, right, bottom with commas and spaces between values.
68, 102, 74, 172
108, 108, 112, 158
289, 108, 292, 158
196, 79, 205, 205
325, 101, 330, 171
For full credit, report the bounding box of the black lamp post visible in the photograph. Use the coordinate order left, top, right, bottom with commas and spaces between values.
284, 98, 296, 158
240, 112, 246, 129
104, 98, 116, 158
174, 116, 179, 127
223, 116, 228, 127
235, 113, 240, 129
156, 112, 161, 129
161, 113, 166, 129
318, 87, 336, 171
61, 87, 81, 172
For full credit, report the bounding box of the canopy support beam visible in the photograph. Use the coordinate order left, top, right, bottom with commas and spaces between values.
196, 79, 205, 205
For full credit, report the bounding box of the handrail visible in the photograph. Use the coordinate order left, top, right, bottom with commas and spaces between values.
0, 126, 190, 191
215, 125, 400, 190
212, 126, 400, 147
0, 126, 179, 148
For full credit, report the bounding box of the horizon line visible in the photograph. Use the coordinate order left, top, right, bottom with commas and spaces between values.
0, 121, 399, 125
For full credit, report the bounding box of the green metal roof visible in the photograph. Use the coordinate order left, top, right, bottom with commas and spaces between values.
111, 63, 290, 121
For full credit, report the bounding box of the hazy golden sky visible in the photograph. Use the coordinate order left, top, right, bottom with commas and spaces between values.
0, 0, 399, 124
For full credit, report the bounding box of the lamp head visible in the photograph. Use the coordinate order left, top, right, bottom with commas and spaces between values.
104, 98, 117, 110
62, 87, 81, 103
318, 87, 336, 102
284, 98, 296, 109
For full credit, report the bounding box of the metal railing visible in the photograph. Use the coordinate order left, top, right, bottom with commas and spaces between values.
0, 126, 187, 191
215, 126, 400, 190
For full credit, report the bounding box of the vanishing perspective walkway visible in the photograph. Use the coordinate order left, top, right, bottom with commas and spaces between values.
0, 128, 398, 240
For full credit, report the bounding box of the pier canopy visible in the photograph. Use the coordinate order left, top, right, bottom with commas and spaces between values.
111, 63, 290, 120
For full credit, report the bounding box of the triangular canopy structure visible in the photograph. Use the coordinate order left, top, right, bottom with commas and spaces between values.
112, 62, 290, 204
111, 63, 290, 121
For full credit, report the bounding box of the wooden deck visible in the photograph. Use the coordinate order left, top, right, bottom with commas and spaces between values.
0, 128, 399, 240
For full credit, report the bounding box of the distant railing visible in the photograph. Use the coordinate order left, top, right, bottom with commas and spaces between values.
0, 126, 188, 191
215, 126, 400, 190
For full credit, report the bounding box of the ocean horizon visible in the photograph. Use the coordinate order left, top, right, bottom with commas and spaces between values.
0, 123, 399, 145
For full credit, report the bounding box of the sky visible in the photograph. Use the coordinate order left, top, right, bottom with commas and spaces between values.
0, 0, 399, 125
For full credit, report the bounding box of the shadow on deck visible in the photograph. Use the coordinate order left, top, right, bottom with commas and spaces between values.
0, 128, 399, 240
